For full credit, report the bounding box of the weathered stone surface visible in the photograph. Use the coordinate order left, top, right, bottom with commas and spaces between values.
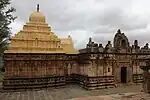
1, 84, 150, 100
3, 5, 150, 90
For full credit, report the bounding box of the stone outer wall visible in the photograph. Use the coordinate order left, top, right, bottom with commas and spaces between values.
3, 53, 116, 90
3, 53, 78, 90
3, 52, 149, 90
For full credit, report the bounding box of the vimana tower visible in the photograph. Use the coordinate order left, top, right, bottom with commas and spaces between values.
3, 4, 79, 90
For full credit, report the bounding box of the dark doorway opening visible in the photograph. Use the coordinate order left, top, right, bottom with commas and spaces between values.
121, 67, 127, 83
121, 39, 126, 49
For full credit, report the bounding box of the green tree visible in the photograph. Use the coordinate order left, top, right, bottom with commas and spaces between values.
0, 0, 16, 72
0, 0, 16, 54
0, 55, 3, 71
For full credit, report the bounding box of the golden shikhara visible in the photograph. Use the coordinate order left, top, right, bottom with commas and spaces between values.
5, 6, 78, 54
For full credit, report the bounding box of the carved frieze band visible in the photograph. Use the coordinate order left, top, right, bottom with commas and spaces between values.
4, 54, 78, 61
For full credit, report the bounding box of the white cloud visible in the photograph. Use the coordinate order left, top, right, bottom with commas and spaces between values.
10, 0, 150, 49
9, 21, 24, 36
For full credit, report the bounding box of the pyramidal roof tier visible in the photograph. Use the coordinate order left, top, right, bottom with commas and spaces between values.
5, 4, 78, 54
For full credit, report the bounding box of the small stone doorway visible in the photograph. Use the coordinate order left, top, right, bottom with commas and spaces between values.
121, 67, 127, 83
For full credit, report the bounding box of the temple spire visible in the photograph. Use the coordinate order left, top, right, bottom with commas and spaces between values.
37, 4, 40, 12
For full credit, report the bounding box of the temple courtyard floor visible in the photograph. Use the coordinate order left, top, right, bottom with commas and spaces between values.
0, 83, 150, 100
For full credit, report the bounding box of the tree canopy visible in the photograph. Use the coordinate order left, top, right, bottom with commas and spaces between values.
0, 0, 16, 54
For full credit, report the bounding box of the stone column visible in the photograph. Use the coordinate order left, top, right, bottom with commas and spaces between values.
143, 70, 149, 92
127, 66, 132, 83
68, 63, 71, 75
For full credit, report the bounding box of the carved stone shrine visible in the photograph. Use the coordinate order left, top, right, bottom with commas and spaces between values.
3, 4, 150, 90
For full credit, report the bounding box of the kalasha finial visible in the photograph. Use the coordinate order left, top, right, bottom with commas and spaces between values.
37, 4, 40, 12
117, 29, 121, 33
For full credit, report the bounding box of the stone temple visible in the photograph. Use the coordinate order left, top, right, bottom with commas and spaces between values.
3, 5, 150, 90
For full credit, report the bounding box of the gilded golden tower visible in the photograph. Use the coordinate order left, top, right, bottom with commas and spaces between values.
5, 4, 78, 54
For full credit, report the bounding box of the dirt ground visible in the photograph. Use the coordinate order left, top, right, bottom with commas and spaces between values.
0, 84, 150, 100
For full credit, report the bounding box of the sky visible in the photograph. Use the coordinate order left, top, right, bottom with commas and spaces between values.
10, 0, 150, 49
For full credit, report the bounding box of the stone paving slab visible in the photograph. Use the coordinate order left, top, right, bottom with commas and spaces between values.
0, 84, 150, 100
70, 92, 150, 100
69, 96, 114, 100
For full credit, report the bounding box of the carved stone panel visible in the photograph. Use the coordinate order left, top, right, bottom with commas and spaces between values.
115, 67, 121, 83
127, 67, 132, 83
